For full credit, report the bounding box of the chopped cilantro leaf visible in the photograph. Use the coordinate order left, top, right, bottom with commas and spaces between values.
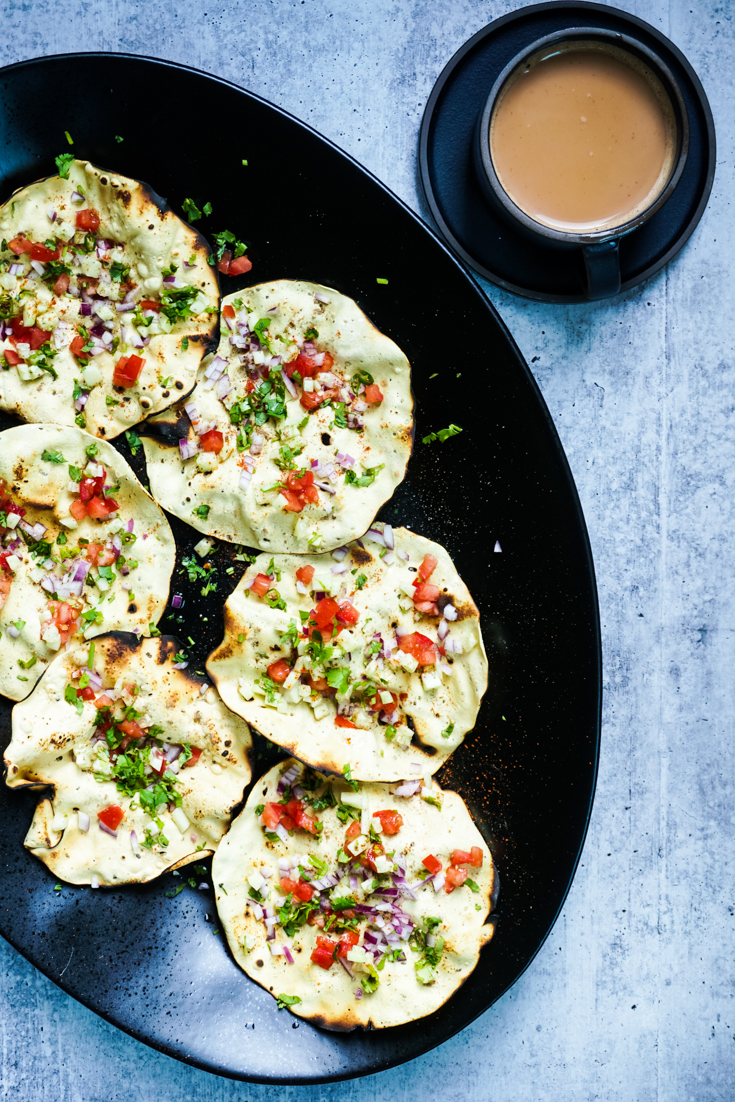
55, 152, 75, 178
125, 430, 141, 456
422, 424, 463, 445
42, 449, 65, 463
276, 993, 302, 1010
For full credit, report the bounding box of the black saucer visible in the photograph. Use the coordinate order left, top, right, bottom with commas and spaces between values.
418, 1, 716, 303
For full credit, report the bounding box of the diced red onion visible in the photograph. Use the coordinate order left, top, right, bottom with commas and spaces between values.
365, 528, 385, 546
179, 438, 199, 460
130, 829, 141, 856
173, 661, 188, 670
116, 301, 135, 313
283, 945, 295, 965
494, 541, 502, 552
331, 562, 348, 574
437, 619, 449, 640
352, 400, 368, 413
280, 369, 297, 399
382, 524, 394, 550
77, 810, 90, 832
30, 259, 46, 276
90, 875, 100, 889
87, 670, 103, 690
433, 872, 446, 892
6, 624, 20, 639
172, 593, 184, 609
8, 263, 23, 276
292, 783, 305, 799
216, 374, 232, 400
98, 820, 118, 839
383, 552, 395, 566
314, 292, 331, 304
444, 605, 458, 621
336, 452, 355, 467
295, 580, 307, 595
238, 468, 252, 490
315, 480, 336, 495
72, 559, 90, 583
275, 822, 289, 844
277, 762, 302, 793
393, 780, 421, 797
126, 518, 134, 533
331, 547, 348, 561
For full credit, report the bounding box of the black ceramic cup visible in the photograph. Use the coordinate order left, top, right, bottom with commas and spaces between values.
473, 27, 689, 300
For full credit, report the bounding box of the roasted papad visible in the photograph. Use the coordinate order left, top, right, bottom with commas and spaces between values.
141, 281, 413, 552
206, 525, 487, 781
0, 423, 175, 701
5, 633, 252, 886
0, 159, 218, 437
213, 758, 497, 1030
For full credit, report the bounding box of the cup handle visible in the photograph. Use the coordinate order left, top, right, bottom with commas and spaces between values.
582, 240, 621, 301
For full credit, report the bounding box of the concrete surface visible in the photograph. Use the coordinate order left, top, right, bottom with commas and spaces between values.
1, 1, 733, 1099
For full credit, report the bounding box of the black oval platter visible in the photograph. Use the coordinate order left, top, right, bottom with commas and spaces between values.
0, 53, 601, 1083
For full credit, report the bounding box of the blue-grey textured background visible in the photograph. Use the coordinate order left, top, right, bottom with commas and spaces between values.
1, 1, 733, 1098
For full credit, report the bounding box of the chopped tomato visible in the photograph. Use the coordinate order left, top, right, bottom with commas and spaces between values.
94, 694, 115, 709
119, 720, 145, 740
46, 600, 80, 645
413, 581, 441, 603
250, 572, 272, 597
345, 820, 361, 843
280, 813, 297, 831
337, 930, 359, 958
97, 804, 124, 831
373, 810, 403, 835
181, 746, 202, 768
30, 242, 60, 262
285, 350, 333, 380
311, 597, 339, 632
299, 389, 325, 412
199, 429, 224, 453
261, 802, 285, 831
450, 847, 484, 869
360, 843, 384, 873
222, 304, 236, 319
139, 299, 161, 312
10, 323, 52, 350
364, 383, 383, 404
280, 488, 304, 513
85, 495, 119, 519
266, 658, 291, 684
445, 865, 468, 893
311, 935, 337, 970
296, 564, 315, 586
69, 499, 88, 523
76, 209, 101, 232
7, 234, 34, 255
418, 554, 438, 581
280, 876, 314, 902
70, 334, 89, 362
335, 715, 357, 729
398, 632, 438, 667
369, 689, 398, 715
228, 254, 252, 276
217, 249, 232, 274
422, 854, 442, 875
52, 271, 70, 296
80, 473, 105, 502
336, 600, 359, 625
85, 543, 116, 567
285, 797, 319, 835
77, 685, 95, 701
112, 353, 145, 388
3, 348, 23, 365
284, 470, 318, 502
